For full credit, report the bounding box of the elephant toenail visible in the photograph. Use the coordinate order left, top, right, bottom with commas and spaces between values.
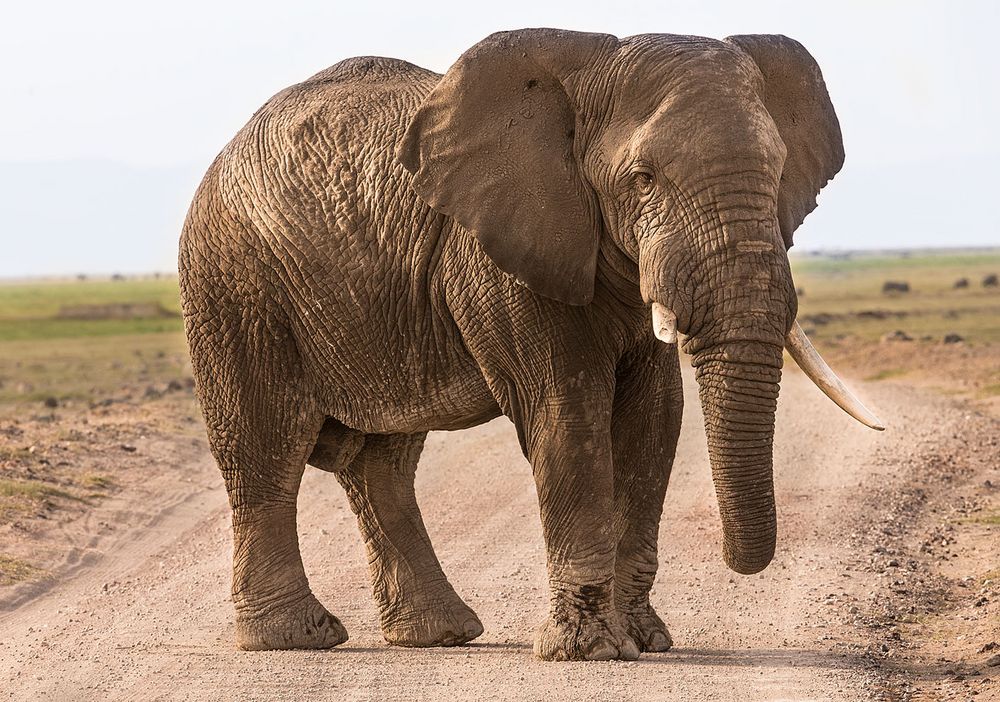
585, 638, 618, 661
619, 637, 641, 660
647, 631, 671, 652
463, 618, 484, 639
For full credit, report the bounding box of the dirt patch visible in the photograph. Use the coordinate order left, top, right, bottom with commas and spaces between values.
0, 388, 203, 601
818, 337, 1000, 418
819, 397, 1000, 700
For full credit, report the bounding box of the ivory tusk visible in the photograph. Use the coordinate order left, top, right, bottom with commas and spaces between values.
651, 303, 677, 344
785, 321, 885, 431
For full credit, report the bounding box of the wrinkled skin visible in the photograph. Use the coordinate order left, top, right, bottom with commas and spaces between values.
179, 29, 844, 661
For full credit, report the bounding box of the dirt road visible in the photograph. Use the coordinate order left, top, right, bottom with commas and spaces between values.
1, 366, 996, 701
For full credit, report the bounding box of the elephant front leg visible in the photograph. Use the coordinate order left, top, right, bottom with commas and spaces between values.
612, 342, 683, 652
525, 395, 640, 662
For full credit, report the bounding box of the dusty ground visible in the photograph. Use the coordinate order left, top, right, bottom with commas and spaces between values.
1, 363, 997, 701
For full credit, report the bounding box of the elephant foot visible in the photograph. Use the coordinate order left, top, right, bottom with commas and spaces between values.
235, 592, 348, 651
381, 592, 483, 647
534, 613, 640, 661
622, 603, 673, 653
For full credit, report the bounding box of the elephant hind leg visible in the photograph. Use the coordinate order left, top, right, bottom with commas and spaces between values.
188, 306, 347, 650
208, 395, 347, 651
334, 432, 483, 647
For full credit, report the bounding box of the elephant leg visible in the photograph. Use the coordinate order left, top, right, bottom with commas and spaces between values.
515, 383, 639, 661
332, 431, 483, 647
183, 274, 347, 652
201, 371, 346, 651
612, 341, 683, 652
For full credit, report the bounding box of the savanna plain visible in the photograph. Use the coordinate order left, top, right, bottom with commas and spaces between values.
0, 249, 998, 701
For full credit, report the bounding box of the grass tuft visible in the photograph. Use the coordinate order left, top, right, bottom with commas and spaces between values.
0, 554, 42, 586
0, 479, 74, 500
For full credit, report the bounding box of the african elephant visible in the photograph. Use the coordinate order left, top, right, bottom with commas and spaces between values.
178, 28, 883, 661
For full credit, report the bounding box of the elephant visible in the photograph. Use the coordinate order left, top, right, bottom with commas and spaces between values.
178, 28, 883, 661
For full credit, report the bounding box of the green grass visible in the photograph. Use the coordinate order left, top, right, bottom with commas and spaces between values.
791, 249, 1000, 275
0, 277, 183, 342
980, 383, 1000, 398
970, 512, 1000, 526
0, 316, 182, 342
0, 330, 191, 404
0, 277, 182, 320
865, 368, 909, 382
81, 474, 116, 490
0, 252, 996, 406
0, 277, 191, 405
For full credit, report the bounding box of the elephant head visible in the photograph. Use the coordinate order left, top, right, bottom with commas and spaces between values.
399, 29, 883, 575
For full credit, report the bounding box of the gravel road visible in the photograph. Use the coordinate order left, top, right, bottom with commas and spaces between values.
0, 366, 982, 701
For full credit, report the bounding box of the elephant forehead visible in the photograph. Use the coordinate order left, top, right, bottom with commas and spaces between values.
612, 36, 762, 107
606, 46, 783, 165
632, 92, 786, 170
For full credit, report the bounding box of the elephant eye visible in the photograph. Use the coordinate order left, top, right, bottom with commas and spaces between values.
633, 170, 655, 195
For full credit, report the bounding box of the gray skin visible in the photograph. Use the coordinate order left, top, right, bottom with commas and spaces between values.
178, 29, 844, 661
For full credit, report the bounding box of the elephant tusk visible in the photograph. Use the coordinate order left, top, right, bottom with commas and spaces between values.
784, 321, 885, 431
651, 303, 677, 344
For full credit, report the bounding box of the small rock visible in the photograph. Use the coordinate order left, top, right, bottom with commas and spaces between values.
986, 654, 1000, 667
943, 333, 964, 344
43, 397, 59, 409
120, 444, 137, 453
882, 330, 913, 343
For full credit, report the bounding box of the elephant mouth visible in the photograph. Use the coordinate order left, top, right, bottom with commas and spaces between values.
647, 304, 885, 431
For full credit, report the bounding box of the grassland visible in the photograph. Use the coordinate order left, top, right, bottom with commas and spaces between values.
0, 277, 182, 320
0, 277, 182, 343
790, 248, 1000, 343
0, 277, 188, 405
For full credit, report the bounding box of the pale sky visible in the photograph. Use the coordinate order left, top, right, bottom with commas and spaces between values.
1, 0, 997, 276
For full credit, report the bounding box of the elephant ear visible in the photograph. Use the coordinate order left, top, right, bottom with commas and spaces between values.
397, 29, 616, 305
725, 35, 845, 249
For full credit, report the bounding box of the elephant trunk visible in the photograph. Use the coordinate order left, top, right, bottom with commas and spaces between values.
693, 342, 783, 574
